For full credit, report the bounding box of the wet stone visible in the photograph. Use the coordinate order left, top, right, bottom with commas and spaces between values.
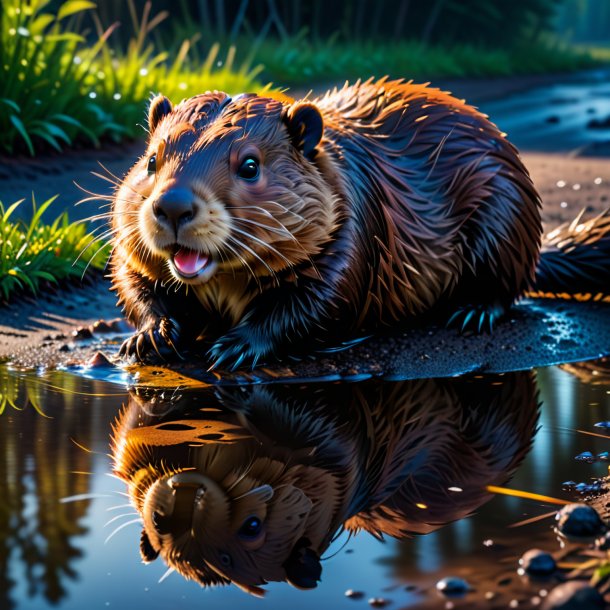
597, 452, 609, 461
345, 589, 364, 600
540, 581, 605, 610
72, 326, 94, 340
368, 598, 389, 608
518, 549, 556, 577
88, 351, 115, 368
58, 344, 72, 352
574, 451, 595, 463
555, 503, 607, 540
594, 421, 610, 429
436, 577, 469, 597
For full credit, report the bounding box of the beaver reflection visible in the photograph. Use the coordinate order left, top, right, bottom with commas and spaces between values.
111, 373, 539, 596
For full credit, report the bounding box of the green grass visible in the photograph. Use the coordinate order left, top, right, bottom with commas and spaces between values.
239, 34, 601, 87
0, 197, 110, 302
0, 0, 268, 156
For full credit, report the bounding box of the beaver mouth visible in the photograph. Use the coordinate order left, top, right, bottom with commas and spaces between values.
169, 246, 218, 282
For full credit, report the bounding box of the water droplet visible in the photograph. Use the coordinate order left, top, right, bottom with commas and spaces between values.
556, 180, 566, 188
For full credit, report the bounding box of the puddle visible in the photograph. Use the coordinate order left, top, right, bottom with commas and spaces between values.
1, 361, 609, 609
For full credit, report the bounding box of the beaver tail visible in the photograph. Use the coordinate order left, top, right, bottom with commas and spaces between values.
529, 209, 610, 301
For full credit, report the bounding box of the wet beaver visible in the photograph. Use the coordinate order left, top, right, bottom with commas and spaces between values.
110, 78, 610, 369
112, 374, 539, 595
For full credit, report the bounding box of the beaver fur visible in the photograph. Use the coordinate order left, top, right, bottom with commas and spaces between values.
109, 78, 607, 368
111, 373, 539, 595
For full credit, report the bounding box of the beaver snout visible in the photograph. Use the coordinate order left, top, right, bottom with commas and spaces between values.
153, 187, 196, 232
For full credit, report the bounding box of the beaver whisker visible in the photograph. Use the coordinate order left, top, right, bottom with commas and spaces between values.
104, 511, 140, 527
229, 226, 295, 269
232, 217, 299, 245
221, 239, 263, 291
158, 566, 176, 584
104, 517, 143, 545
93, 163, 149, 201
226, 234, 279, 284
75, 233, 122, 279
232, 217, 322, 279
106, 503, 135, 512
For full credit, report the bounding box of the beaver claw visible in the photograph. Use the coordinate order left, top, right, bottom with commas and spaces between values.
207, 327, 272, 372
446, 302, 506, 334
118, 317, 183, 363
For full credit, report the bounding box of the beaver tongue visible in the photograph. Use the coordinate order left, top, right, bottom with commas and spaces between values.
173, 248, 208, 276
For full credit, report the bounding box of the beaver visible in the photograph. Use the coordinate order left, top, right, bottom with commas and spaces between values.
111, 373, 539, 595
110, 78, 610, 369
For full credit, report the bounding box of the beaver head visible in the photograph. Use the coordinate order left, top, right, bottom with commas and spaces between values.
113, 92, 337, 288
138, 468, 321, 596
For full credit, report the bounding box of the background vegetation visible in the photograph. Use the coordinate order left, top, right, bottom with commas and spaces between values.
0, 0, 266, 156
0, 197, 109, 302
0, 0, 605, 156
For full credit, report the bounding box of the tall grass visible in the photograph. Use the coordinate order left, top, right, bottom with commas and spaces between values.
0, 0, 267, 156
229, 33, 600, 86
0, 197, 110, 302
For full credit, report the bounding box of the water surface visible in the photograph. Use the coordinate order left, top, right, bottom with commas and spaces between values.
1, 363, 609, 609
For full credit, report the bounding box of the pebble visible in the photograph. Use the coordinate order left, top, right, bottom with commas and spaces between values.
72, 326, 93, 340
540, 581, 605, 610
345, 590, 364, 600
368, 598, 389, 608
555, 503, 607, 540
87, 351, 115, 368
574, 451, 595, 463
435, 576, 469, 597
518, 549, 556, 577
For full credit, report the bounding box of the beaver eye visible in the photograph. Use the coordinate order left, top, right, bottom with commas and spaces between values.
237, 157, 259, 181
147, 154, 157, 175
238, 516, 263, 539
219, 552, 232, 567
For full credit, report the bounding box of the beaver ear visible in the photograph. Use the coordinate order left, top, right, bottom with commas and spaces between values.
148, 95, 173, 132
283, 537, 321, 590
284, 103, 323, 158
140, 529, 160, 563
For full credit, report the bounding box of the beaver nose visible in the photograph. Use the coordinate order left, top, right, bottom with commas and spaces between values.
153, 188, 195, 231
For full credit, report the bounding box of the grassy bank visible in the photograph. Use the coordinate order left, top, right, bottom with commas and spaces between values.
0, 197, 109, 302
0, 0, 267, 156
228, 34, 601, 87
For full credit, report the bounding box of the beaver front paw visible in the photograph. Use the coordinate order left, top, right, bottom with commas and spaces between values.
118, 317, 183, 363
207, 326, 273, 372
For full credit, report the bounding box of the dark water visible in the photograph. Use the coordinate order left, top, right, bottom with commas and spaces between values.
1, 363, 609, 610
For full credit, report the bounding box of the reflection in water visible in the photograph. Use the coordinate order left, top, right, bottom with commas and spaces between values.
112, 373, 540, 596
0, 369, 121, 610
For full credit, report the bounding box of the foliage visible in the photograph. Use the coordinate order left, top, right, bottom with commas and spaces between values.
0, 0, 266, 156
173, 29, 599, 87
0, 197, 110, 302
